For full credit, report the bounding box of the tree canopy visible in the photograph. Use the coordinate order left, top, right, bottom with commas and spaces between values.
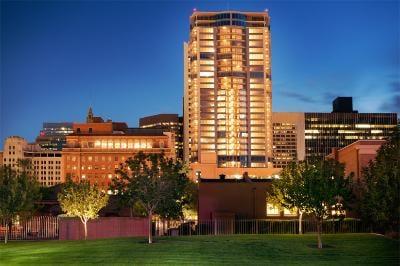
359, 129, 400, 235
58, 179, 109, 240
111, 152, 194, 243
0, 165, 41, 243
269, 159, 352, 248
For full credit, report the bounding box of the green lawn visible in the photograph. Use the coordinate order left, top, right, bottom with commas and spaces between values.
0, 234, 398, 265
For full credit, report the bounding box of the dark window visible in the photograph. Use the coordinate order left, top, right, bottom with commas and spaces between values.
89, 128, 93, 133
250, 72, 264, 78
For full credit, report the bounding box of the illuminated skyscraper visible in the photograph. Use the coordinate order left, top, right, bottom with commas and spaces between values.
184, 11, 276, 179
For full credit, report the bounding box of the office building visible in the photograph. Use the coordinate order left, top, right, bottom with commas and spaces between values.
184, 10, 278, 179
36, 122, 74, 151
2, 136, 64, 187
63, 109, 176, 188
305, 97, 397, 159
272, 112, 305, 168
139, 114, 183, 160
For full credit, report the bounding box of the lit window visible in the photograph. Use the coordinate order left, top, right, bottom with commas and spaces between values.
267, 203, 280, 216
284, 208, 297, 216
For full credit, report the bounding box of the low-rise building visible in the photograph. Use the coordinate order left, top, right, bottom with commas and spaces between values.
327, 140, 385, 181
198, 178, 297, 220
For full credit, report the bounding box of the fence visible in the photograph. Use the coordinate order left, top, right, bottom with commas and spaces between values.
0, 217, 372, 241
0, 216, 58, 240
154, 219, 371, 237
59, 217, 149, 240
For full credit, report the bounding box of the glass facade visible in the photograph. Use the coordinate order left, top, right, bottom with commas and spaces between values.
305, 112, 397, 159
36, 122, 73, 151
185, 11, 273, 168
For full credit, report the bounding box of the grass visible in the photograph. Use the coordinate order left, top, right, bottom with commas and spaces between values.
0, 234, 398, 265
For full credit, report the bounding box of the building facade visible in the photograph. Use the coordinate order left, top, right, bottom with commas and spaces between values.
305, 98, 397, 159
327, 140, 385, 181
198, 178, 297, 220
139, 114, 183, 160
272, 112, 305, 168
36, 122, 74, 151
184, 10, 276, 179
2, 136, 64, 187
63, 110, 176, 188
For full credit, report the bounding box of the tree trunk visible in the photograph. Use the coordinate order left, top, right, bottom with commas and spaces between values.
83, 221, 88, 240
4, 222, 9, 244
298, 211, 303, 235
148, 211, 153, 244
316, 218, 323, 249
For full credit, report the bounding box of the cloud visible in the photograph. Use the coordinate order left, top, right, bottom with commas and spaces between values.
380, 95, 400, 113
321, 92, 340, 103
379, 80, 400, 113
279, 90, 318, 103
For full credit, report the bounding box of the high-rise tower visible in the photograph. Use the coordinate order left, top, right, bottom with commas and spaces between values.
184, 11, 276, 179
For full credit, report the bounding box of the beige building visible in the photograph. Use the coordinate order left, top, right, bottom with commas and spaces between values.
272, 112, 305, 168
2, 136, 64, 187
184, 10, 276, 179
2, 136, 29, 170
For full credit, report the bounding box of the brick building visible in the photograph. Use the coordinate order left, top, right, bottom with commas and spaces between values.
62, 109, 176, 188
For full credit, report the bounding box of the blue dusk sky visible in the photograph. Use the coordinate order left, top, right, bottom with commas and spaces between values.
1, 0, 399, 146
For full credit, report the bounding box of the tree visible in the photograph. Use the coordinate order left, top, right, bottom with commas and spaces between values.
359, 130, 400, 235
112, 152, 193, 244
0, 165, 41, 244
301, 159, 352, 248
268, 162, 310, 234
58, 179, 109, 240
17, 158, 32, 173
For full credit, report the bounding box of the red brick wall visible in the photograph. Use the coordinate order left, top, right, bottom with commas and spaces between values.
59, 217, 149, 240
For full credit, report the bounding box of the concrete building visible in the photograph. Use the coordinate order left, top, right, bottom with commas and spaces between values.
272, 112, 305, 168
63, 109, 176, 188
2, 136, 64, 187
2, 136, 28, 170
36, 122, 73, 151
139, 114, 183, 160
305, 97, 397, 159
184, 10, 277, 179
25, 148, 64, 187
327, 140, 385, 181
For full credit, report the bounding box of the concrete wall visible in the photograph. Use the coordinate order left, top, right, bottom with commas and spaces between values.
59, 217, 149, 240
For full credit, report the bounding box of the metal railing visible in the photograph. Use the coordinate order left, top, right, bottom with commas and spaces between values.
0, 216, 59, 240
154, 219, 370, 237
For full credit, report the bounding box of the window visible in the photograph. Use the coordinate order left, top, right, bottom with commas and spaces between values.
284, 208, 297, 216
266, 203, 280, 216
